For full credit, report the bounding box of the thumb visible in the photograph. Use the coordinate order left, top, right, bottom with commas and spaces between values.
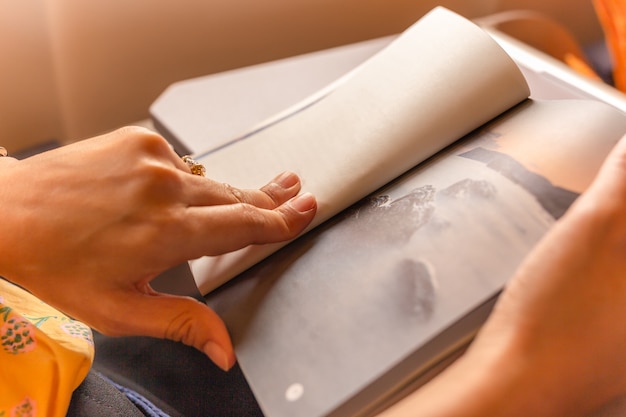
112, 291, 236, 371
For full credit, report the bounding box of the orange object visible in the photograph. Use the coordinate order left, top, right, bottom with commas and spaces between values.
478, 10, 602, 81
594, 0, 626, 91
564, 53, 604, 81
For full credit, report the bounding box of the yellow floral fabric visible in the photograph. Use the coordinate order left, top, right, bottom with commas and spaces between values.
0, 278, 94, 417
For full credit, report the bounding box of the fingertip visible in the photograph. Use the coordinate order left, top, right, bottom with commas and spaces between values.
287, 192, 317, 213
203, 340, 237, 371
259, 171, 303, 208
280, 192, 317, 239
273, 171, 301, 190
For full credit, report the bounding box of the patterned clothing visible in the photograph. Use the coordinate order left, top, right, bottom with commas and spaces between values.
0, 278, 94, 417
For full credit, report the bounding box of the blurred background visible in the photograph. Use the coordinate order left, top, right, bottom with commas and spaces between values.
0, 1, 606, 153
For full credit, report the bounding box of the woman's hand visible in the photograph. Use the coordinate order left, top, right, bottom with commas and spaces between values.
478, 133, 626, 415
0, 126, 317, 370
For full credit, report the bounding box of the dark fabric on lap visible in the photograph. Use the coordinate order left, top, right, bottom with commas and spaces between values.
99, 373, 176, 417
67, 371, 147, 417
92, 332, 264, 417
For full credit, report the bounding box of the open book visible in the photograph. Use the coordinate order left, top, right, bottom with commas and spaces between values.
192, 7, 626, 417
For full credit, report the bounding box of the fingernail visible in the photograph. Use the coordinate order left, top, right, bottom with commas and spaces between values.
274, 171, 299, 189
203, 341, 233, 371
289, 192, 316, 213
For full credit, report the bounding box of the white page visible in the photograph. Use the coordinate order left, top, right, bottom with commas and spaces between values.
191, 7, 529, 294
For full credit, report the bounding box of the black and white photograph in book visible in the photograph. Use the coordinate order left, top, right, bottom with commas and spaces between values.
206, 98, 626, 417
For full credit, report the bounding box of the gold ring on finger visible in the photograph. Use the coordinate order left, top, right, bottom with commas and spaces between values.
182, 155, 206, 177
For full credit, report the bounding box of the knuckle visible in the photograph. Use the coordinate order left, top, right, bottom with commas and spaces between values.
133, 165, 184, 203
137, 133, 173, 157
142, 161, 179, 184
223, 183, 246, 204
239, 203, 291, 240
163, 303, 203, 346
260, 182, 283, 206
235, 202, 258, 225
114, 126, 172, 157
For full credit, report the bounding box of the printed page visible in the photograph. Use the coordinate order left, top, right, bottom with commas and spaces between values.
205, 99, 626, 417
192, 7, 530, 294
